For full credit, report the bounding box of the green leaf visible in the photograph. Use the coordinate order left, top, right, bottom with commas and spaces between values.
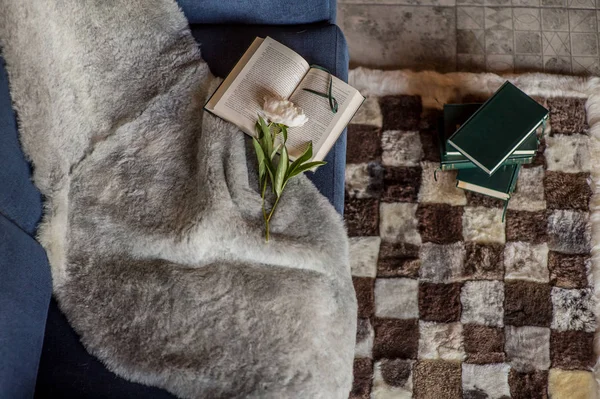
287, 161, 326, 178
259, 116, 272, 156
271, 143, 281, 160
252, 138, 266, 183
274, 146, 289, 197
287, 142, 313, 178
280, 124, 288, 144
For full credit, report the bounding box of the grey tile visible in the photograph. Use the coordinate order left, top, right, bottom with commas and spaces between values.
457, 54, 487, 71
487, 54, 515, 72
338, 4, 457, 71
544, 56, 572, 73
485, 0, 511, 5
541, 0, 567, 6
567, 0, 595, 8
573, 57, 600, 76
515, 31, 542, 54
543, 31, 571, 55
457, 7, 485, 29
339, 0, 456, 3
515, 55, 544, 72
485, 7, 513, 30
458, 0, 484, 5
513, 8, 541, 31
572, 56, 600, 74
569, 10, 597, 33
542, 9, 569, 31
457, 29, 486, 54
571, 32, 598, 56
486, 29, 514, 53
512, 0, 540, 5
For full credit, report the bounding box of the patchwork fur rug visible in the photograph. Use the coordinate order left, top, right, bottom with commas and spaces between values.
345, 68, 600, 398
0, 1, 356, 398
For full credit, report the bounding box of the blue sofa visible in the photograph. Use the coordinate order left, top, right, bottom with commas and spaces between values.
0, 1, 348, 398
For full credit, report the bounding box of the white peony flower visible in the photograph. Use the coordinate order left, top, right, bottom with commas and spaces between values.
261, 97, 308, 127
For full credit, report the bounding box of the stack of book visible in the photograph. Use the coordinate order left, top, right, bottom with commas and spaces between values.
438, 82, 549, 220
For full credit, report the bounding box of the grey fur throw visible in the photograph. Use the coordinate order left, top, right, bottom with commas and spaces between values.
0, 1, 356, 398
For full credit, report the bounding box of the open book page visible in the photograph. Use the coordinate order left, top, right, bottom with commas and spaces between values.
208, 37, 310, 135
287, 68, 364, 161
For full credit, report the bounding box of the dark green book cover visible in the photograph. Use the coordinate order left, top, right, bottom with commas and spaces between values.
441, 155, 533, 171
456, 164, 520, 200
447, 82, 548, 175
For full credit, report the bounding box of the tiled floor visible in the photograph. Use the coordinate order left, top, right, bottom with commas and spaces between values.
338, 0, 600, 74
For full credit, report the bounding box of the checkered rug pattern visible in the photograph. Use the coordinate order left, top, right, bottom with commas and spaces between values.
345, 94, 597, 398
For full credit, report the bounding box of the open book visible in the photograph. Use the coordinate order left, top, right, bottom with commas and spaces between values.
205, 36, 365, 162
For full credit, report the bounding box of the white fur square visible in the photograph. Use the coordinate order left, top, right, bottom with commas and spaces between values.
418, 162, 467, 206
505, 326, 550, 372
345, 163, 372, 199
375, 278, 419, 319
545, 134, 591, 173
547, 210, 591, 255
380, 203, 421, 245
372, 360, 413, 399
355, 319, 374, 358
462, 363, 511, 399
418, 321, 465, 361
508, 166, 546, 211
462, 207, 506, 244
551, 287, 595, 332
381, 130, 423, 167
349, 236, 381, 278
461, 280, 504, 327
504, 242, 549, 283
419, 242, 466, 283
350, 96, 382, 127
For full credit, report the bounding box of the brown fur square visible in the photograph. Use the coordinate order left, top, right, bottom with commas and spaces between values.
465, 191, 505, 208
379, 95, 422, 131
382, 166, 422, 203
504, 281, 552, 327
505, 210, 548, 243
377, 242, 420, 277
463, 324, 506, 364
373, 318, 419, 360
508, 370, 548, 399
347, 124, 382, 164
353, 277, 375, 318
413, 360, 462, 399
544, 172, 592, 210
345, 197, 380, 236
350, 358, 373, 399
464, 242, 505, 280
547, 97, 588, 135
419, 129, 441, 163
548, 252, 589, 289
417, 204, 464, 244
418, 282, 462, 323
550, 330, 595, 370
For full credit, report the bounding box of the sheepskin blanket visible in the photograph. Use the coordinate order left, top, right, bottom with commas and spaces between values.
0, 1, 356, 398
345, 68, 600, 398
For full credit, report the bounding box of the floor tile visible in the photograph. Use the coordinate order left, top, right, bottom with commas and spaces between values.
515, 55, 544, 71
514, 8, 542, 31
569, 10, 597, 33
458, 0, 485, 5
486, 29, 515, 53
567, 0, 595, 8
486, 0, 511, 5
338, 4, 457, 71
457, 54, 487, 71
516, 31, 543, 54
544, 55, 572, 73
485, 7, 514, 30
541, 0, 567, 6
458, 29, 486, 53
458, 6, 485, 29
512, 0, 540, 5
572, 56, 600, 74
541, 9, 570, 31
543, 32, 571, 55
339, 0, 457, 4
487, 54, 515, 71
571, 32, 598, 56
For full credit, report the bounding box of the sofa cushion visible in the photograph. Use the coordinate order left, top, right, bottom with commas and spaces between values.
177, 0, 336, 25
192, 23, 348, 214
0, 58, 43, 235
0, 214, 51, 398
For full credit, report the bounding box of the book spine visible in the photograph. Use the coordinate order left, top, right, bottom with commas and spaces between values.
441, 156, 532, 171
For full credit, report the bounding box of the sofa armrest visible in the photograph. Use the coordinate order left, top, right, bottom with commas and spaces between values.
176, 0, 336, 25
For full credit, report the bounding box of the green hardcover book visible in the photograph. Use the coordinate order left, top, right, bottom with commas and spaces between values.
456, 164, 520, 200
440, 155, 533, 171
447, 82, 548, 175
